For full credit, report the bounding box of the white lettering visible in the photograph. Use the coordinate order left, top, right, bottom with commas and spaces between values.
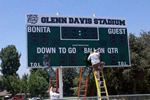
30, 62, 41, 67
68, 47, 76, 54
84, 48, 105, 53
27, 26, 51, 33
107, 48, 118, 54
97, 48, 105, 53
118, 61, 127, 66
37, 47, 56, 54
84, 48, 93, 53
108, 28, 126, 34
59, 47, 66, 54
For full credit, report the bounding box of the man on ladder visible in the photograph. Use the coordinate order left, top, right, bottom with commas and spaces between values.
87, 49, 101, 80
87, 49, 109, 100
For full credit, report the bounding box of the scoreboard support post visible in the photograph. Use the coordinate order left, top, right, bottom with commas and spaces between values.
59, 67, 63, 98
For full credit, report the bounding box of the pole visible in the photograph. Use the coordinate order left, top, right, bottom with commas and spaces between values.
56, 68, 59, 92
59, 67, 63, 99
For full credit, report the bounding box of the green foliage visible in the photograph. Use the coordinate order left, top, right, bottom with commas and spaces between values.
20, 74, 29, 95
105, 32, 150, 94
3, 75, 21, 95
0, 76, 4, 90
63, 68, 78, 96
2, 69, 49, 97
0, 45, 21, 75
35, 69, 49, 82
28, 70, 48, 97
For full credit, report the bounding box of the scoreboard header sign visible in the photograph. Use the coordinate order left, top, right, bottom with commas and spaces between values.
27, 14, 131, 68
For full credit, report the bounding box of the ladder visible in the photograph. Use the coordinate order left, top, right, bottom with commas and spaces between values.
77, 67, 92, 100
93, 66, 109, 100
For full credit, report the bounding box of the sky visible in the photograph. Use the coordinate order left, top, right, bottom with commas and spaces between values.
0, 0, 150, 77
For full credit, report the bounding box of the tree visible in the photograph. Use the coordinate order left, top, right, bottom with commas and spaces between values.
63, 68, 78, 96
28, 70, 48, 97
20, 74, 29, 98
0, 45, 21, 76
104, 32, 150, 94
123, 33, 149, 94
0, 75, 4, 91
3, 74, 21, 95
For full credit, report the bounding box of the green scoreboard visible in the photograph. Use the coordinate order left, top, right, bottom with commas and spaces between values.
27, 15, 131, 68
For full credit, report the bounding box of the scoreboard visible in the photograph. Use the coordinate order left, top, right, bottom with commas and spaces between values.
27, 15, 131, 68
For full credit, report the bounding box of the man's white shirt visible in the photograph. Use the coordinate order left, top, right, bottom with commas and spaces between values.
49, 89, 60, 99
88, 52, 100, 65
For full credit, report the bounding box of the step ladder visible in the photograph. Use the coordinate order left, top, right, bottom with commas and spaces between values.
93, 66, 109, 100
77, 67, 92, 100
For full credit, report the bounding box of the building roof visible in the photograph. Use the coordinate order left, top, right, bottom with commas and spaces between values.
0, 90, 11, 97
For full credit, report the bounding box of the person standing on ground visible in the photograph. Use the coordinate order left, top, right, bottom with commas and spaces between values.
49, 86, 60, 100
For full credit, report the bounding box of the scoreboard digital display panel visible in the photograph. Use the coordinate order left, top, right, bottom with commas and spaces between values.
61, 27, 99, 40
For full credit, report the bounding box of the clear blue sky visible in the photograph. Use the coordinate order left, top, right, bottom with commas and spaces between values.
0, 0, 150, 77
